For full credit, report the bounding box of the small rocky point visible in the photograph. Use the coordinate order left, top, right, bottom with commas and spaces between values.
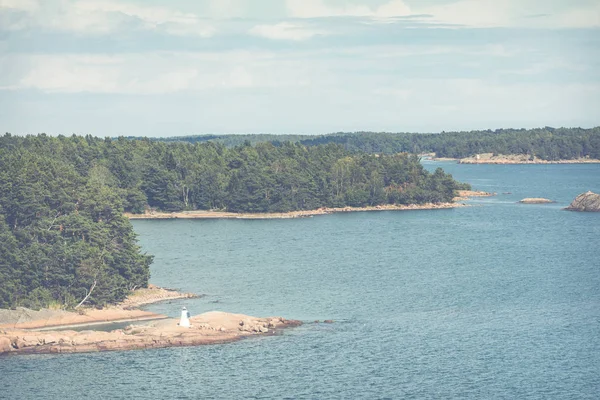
565, 191, 600, 212
518, 198, 555, 204
0, 312, 301, 355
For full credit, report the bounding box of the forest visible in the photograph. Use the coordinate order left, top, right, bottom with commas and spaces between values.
150, 126, 600, 160
0, 133, 468, 309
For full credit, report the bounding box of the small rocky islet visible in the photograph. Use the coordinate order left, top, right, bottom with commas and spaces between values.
0, 311, 301, 355
518, 198, 555, 204
565, 191, 600, 212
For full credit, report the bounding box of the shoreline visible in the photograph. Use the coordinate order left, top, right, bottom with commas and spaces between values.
1, 313, 302, 356
427, 153, 600, 164
453, 190, 496, 201
0, 284, 196, 331
0, 285, 302, 356
125, 202, 465, 220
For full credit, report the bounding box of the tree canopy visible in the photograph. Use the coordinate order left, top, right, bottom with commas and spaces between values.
0, 134, 152, 309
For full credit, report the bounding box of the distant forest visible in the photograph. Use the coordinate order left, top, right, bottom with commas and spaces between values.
0, 134, 467, 309
142, 127, 600, 160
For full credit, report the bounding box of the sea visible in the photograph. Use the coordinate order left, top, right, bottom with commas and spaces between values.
2, 162, 599, 399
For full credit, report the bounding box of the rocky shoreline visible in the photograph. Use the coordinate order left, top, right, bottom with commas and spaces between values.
0, 312, 301, 355
452, 190, 496, 201
125, 202, 466, 220
0, 285, 302, 356
0, 285, 195, 330
432, 153, 600, 164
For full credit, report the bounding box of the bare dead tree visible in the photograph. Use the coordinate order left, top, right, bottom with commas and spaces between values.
75, 280, 97, 309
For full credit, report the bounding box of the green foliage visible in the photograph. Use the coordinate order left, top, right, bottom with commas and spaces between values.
0, 134, 152, 310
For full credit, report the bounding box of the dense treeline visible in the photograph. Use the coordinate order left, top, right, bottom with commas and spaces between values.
150, 127, 600, 161
1, 134, 468, 308
2, 134, 467, 213
301, 127, 600, 160
0, 136, 153, 309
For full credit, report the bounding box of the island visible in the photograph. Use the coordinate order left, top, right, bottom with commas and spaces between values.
518, 198, 555, 204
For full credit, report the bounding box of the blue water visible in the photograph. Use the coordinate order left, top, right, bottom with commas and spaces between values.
2, 163, 599, 399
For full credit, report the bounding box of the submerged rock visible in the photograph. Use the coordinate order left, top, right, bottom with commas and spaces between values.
518, 198, 555, 204
565, 191, 600, 212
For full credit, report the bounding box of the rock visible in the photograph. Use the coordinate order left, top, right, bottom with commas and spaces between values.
0, 336, 12, 353
59, 336, 73, 345
13, 337, 29, 349
42, 335, 58, 345
71, 335, 91, 346
565, 191, 600, 212
518, 198, 555, 204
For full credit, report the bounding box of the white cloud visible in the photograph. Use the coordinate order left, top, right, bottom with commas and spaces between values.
7, 51, 314, 94
286, 0, 599, 28
207, 0, 249, 19
286, 0, 410, 19
0, 0, 216, 36
225, 66, 254, 88
418, 0, 513, 28
416, 0, 600, 28
0, 0, 39, 12
558, 3, 600, 28
249, 22, 326, 41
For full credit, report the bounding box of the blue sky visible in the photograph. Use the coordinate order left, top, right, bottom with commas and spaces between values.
0, 0, 598, 137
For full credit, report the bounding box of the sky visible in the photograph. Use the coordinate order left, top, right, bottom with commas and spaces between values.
0, 0, 599, 137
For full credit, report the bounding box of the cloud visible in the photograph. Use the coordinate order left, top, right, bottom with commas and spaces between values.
249, 22, 326, 41
416, 0, 600, 28
207, 0, 250, 19
0, 0, 216, 36
416, 0, 515, 28
286, 0, 411, 19
0, 0, 39, 12
558, 3, 600, 28
6, 51, 314, 94
285, 0, 600, 28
